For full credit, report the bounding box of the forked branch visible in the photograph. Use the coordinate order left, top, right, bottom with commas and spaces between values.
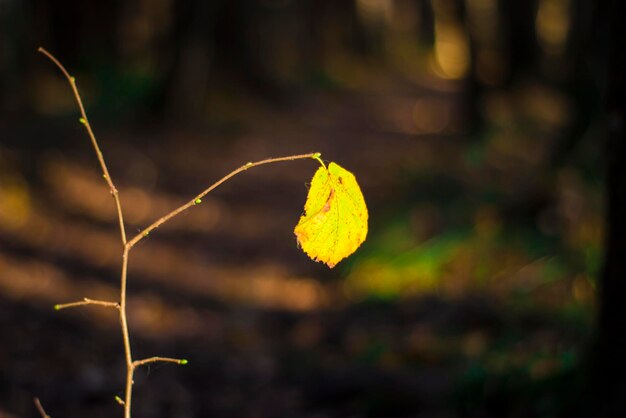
39, 47, 321, 418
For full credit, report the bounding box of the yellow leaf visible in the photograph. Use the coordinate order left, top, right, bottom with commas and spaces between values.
294, 162, 368, 268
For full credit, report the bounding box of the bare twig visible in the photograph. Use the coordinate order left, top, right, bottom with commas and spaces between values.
34, 397, 51, 418
133, 357, 188, 368
126, 153, 317, 249
37, 47, 127, 246
54, 298, 119, 310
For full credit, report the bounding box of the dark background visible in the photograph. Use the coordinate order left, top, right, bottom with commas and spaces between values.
0, 0, 623, 417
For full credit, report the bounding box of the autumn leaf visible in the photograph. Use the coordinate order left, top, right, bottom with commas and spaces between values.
294, 162, 368, 268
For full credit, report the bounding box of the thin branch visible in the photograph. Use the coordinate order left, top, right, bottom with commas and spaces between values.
133, 357, 188, 368
126, 153, 318, 249
119, 247, 134, 418
54, 298, 120, 311
34, 397, 51, 418
39, 47, 134, 418
38, 47, 128, 246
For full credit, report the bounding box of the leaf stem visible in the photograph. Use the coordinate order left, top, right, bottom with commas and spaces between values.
311, 152, 326, 169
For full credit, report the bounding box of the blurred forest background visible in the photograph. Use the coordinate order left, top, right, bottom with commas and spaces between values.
0, 0, 622, 417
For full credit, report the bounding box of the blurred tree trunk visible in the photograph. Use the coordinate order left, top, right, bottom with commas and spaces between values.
462, 0, 538, 135
151, 0, 216, 120
584, 0, 626, 416
547, 0, 602, 168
